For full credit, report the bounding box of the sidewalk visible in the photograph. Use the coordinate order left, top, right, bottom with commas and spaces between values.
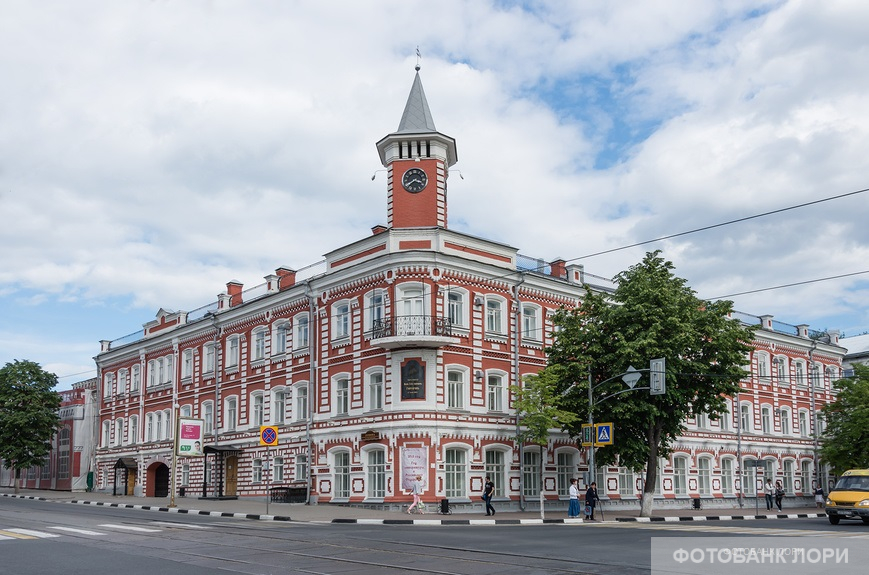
0, 488, 826, 524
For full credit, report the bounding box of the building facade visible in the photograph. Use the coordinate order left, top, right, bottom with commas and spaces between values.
92, 70, 845, 509
2, 378, 97, 491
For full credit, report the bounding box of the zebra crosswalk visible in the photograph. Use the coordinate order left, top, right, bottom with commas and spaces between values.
0, 521, 213, 542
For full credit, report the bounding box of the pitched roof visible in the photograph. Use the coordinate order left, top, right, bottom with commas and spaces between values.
396, 71, 436, 133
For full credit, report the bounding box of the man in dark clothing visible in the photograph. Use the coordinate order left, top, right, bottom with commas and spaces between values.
585, 482, 599, 520
483, 476, 496, 516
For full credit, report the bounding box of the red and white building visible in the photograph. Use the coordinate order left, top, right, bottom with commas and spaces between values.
92, 70, 845, 509
2, 378, 97, 492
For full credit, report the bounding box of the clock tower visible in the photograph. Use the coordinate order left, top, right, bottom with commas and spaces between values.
376, 67, 458, 229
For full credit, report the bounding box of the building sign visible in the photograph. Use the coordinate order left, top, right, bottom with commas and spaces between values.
361, 430, 381, 442
401, 359, 425, 399
401, 447, 427, 491
176, 418, 204, 457
58, 405, 85, 421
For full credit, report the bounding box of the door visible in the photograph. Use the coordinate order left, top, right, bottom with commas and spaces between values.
225, 455, 238, 496
154, 464, 170, 497
399, 288, 425, 335
126, 469, 137, 496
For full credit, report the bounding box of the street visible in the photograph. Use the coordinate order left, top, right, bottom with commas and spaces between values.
1, 497, 866, 574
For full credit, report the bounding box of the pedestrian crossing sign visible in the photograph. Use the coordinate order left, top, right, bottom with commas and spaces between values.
595, 423, 613, 445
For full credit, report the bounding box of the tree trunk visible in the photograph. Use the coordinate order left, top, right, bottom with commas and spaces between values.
13, 468, 20, 494
640, 424, 661, 517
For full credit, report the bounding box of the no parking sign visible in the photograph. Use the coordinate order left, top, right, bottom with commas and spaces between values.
259, 426, 279, 446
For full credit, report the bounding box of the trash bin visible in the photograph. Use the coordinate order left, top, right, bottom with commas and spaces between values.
179, 486, 186, 497
692, 498, 701, 510
440, 499, 451, 514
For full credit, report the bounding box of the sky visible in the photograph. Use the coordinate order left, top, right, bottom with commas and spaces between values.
2, 0, 868, 390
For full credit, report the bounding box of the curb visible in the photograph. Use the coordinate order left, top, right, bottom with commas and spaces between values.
1, 493, 292, 522
616, 513, 826, 522
332, 517, 586, 525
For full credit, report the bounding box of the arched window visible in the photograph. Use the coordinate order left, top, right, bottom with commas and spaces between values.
673, 456, 688, 495
333, 451, 351, 499
445, 447, 468, 498
366, 448, 387, 499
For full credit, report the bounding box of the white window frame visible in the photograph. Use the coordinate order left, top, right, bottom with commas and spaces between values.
251, 392, 265, 426
446, 367, 467, 410
521, 303, 542, 343
203, 401, 214, 435
485, 296, 506, 336
203, 343, 216, 374
295, 453, 308, 482
294, 314, 309, 350
366, 368, 384, 411
780, 407, 791, 435
182, 349, 193, 379
333, 450, 351, 499
334, 376, 350, 416
761, 405, 772, 434
129, 414, 139, 445
252, 458, 263, 483
365, 289, 387, 336
486, 371, 506, 412
365, 447, 387, 499
794, 360, 806, 386
131, 364, 140, 392
756, 351, 769, 381
226, 336, 240, 369
721, 457, 734, 496
332, 301, 351, 341
697, 457, 711, 495
294, 383, 308, 421
673, 456, 688, 496
225, 396, 237, 432
446, 288, 468, 329
251, 327, 267, 362
740, 403, 752, 433
775, 356, 789, 385
272, 388, 286, 424
445, 446, 468, 499
101, 420, 110, 447
273, 321, 289, 356
798, 410, 809, 437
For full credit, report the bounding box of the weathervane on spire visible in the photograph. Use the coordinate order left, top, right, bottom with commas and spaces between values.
415, 46, 421, 71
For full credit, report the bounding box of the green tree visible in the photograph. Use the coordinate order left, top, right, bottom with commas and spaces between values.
0, 360, 62, 492
547, 251, 755, 516
820, 363, 869, 474
512, 368, 579, 509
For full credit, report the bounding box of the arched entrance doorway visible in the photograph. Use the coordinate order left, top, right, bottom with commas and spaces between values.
146, 462, 170, 497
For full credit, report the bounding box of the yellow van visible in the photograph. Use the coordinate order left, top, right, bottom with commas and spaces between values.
825, 469, 869, 525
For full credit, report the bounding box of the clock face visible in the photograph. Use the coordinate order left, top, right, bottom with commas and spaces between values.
401, 168, 428, 193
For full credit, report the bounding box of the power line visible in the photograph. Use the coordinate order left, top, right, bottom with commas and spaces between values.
710, 270, 869, 300
564, 186, 869, 264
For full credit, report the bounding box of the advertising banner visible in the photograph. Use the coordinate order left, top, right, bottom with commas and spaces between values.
176, 418, 204, 457
401, 447, 427, 491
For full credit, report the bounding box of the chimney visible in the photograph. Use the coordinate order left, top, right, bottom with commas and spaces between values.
371, 224, 388, 235
550, 258, 567, 280
276, 267, 297, 290
759, 315, 774, 330
265, 274, 279, 294
796, 324, 809, 339
227, 280, 243, 307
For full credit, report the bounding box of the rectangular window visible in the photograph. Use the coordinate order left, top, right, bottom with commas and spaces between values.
204, 345, 216, 374
522, 305, 539, 341
740, 405, 751, 433
227, 338, 239, 367
368, 450, 386, 498
795, 362, 805, 385
335, 304, 350, 339
776, 357, 788, 385
273, 391, 285, 424
721, 459, 734, 495
523, 451, 541, 497
369, 372, 383, 410
801, 460, 812, 493
205, 461, 212, 484
334, 452, 350, 498
182, 350, 193, 379
203, 402, 214, 435
618, 467, 634, 496
274, 457, 284, 482
485, 450, 506, 498
253, 394, 264, 426
447, 371, 464, 409
799, 411, 808, 436
182, 463, 190, 486
448, 292, 464, 327
295, 454, 308, 482
780, 409, 790, 435
695, 412, 708, 429
697, 459, 711, 495
253, 459, 262, 483
741, 462, 756, 496
368, 291, 385, 335
275, 324, 288, 355
253, 330, 266, 361
295, 316, 309, 349
336, 379, 349, 416
131, 365, 140, 392
673, 457, 687, 496
556, 453, 574, 497
783, 460, 794, 494
487, 375, 504, 411
226, 398, 237, 431
296, 386, 308, 421
129, 416, 138, 444
486, 299, 503, 334
761, 407, 771, 434
445, 448, 466, 499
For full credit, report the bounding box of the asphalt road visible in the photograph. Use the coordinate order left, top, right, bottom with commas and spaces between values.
1, 497, 865, 575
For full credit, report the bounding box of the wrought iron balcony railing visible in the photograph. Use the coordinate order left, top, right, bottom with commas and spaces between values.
370, 316, 453, 339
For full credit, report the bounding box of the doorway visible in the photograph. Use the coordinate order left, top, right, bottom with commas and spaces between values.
225, 455, 238, 496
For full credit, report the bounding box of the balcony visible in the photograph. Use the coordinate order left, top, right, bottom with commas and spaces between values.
369, 316, 458, 349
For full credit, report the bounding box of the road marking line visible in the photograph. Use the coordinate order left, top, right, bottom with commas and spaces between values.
151, 522, 212, 529
99, 524, 162, 533
6, 529, 60, 538
49, 526, 106, 535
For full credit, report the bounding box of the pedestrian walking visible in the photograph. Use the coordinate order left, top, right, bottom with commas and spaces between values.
584, 482, 599, 520
483, 475, 496, 516
764, 479, 774, 510
408, 475, 424, 514
774, 480, 784, 512
567, 478, 581, 518
814, 485, 825, 508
